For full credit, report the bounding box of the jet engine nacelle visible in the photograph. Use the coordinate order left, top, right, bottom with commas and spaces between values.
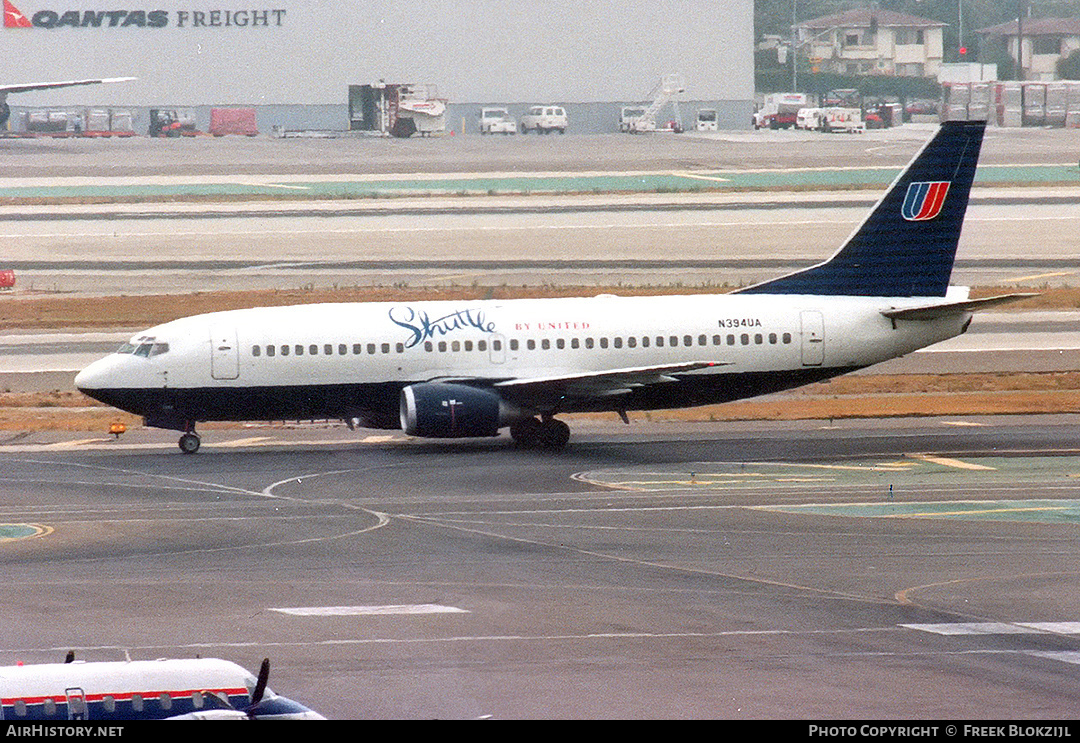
400, 383, 521, 438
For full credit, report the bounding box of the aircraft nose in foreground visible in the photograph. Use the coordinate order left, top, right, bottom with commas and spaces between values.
74, 356, 114, 398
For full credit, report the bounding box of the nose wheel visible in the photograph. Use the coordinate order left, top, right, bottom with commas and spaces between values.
178, 432, 201, 454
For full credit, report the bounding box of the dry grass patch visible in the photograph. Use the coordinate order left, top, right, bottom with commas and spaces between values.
0, 284, 1062, 331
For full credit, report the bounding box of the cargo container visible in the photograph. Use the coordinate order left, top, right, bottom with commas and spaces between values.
210, 108, 258, 136
1023, 83, 1046, 127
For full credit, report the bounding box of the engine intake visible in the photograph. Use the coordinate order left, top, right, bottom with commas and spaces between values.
400, 383, 520, 438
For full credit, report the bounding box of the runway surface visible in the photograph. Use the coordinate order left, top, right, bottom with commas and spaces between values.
4, 417, 1080, 718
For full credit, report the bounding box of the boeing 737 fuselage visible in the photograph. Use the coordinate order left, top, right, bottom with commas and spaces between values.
75, 121, 1025, 453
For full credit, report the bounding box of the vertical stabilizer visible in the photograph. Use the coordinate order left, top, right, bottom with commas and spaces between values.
738, 120, 985, 297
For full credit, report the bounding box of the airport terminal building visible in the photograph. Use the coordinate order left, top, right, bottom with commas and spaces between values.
2, 1, 753, 134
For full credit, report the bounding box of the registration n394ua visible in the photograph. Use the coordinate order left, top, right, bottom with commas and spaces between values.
75, 121, 1025, 453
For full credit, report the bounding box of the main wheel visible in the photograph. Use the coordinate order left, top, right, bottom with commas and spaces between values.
510, 417, 543, 448
178, 433, 201, 454
538, 419, 570, 451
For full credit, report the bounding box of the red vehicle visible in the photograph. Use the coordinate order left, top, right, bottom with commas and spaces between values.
753, 93, 807, 130
0, 269, 14, 289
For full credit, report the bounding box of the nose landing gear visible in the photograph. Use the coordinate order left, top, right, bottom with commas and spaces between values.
178, 432, 201, 454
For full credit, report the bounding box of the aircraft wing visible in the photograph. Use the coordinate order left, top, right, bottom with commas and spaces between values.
881, 293, 1037, 322
0, 77, 136, 95
489, 361, 729, 402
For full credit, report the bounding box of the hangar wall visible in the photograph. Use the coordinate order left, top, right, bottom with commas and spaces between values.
4, 1, 751, 128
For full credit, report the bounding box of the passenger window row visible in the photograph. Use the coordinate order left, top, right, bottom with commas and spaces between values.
250, 333, 793, 358
7, 690, 215, 717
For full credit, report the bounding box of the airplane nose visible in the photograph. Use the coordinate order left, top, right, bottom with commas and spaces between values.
74, 359, 106, 392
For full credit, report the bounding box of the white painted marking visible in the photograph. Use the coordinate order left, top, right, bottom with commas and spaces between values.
215, 436, 273, 447
1028, 651, 1080, 666
270, 604, 469, 616
1017, 622, 1080, 634
901, 622, 1038, 635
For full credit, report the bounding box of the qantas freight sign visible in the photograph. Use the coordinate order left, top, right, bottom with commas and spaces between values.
4, 1, 286, 28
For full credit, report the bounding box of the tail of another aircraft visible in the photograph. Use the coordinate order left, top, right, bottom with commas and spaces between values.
738, 120, 986, 297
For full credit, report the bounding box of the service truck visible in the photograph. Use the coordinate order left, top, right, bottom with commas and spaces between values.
752, 93, 807, 130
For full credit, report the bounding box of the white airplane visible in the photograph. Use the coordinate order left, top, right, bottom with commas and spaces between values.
0, 656, 325, 720
0, 78, 135, 129
75, 120, 1027, 453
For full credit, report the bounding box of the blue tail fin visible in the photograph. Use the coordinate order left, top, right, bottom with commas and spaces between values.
737, 120, 985, 297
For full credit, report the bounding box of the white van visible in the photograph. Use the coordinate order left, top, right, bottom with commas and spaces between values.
695, 109, 718, 131
480, 107, 517, 134
520, 105, 568, 134
796, 107, 824, 130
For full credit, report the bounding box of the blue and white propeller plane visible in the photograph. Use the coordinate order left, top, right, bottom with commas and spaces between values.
75, 120, 1027, 453
0, 656, 325, 720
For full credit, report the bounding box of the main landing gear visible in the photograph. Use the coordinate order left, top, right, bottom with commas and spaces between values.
509, 416, 571, 451
178, 431, 201, 454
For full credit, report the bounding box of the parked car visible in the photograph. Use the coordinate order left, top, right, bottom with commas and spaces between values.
480, 107, 517, 134
520, 105, 568, 134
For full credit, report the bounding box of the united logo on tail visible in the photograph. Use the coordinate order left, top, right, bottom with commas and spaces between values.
902, 180, 951, 221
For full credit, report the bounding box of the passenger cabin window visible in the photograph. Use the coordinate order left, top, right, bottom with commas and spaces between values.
252, 345, 261, 357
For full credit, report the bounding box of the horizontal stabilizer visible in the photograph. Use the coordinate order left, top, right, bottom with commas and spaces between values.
0, 77, 136, 95
881, 293, 1037, 321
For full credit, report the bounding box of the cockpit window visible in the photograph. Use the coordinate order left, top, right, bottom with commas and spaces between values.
120, 336, 169, 358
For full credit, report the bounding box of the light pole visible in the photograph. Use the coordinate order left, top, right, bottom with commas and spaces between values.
791, 0, 798, 92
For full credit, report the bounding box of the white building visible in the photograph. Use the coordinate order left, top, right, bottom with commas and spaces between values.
796, 8, 946, 78
976, 18, 1080, 81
